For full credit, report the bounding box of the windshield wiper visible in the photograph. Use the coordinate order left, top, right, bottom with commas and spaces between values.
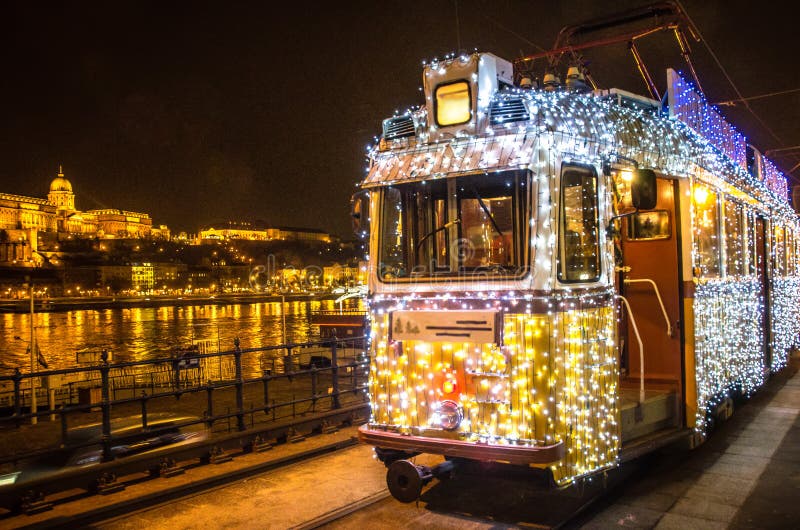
416, 219, 460, 253
469, 184, 504, 238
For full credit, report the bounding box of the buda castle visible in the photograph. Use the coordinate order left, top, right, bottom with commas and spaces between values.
0, 167, 168, 264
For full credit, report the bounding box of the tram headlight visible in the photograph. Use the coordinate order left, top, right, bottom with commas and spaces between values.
438, 400, 463, 431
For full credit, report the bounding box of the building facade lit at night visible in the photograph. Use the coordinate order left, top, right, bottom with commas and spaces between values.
0, 167, 169, 265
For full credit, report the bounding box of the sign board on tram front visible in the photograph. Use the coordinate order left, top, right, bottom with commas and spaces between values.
389, 310, 502, 344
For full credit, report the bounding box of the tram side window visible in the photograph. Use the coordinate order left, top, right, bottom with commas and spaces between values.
558, 165, 601, 282
746, 212, 758, 277
724, 199, 746, 277
693, 184, 721, 278
774, 225, 786, 277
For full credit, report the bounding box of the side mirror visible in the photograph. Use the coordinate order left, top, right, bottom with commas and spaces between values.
351, 190, 370, 240
631, 169, 657, 210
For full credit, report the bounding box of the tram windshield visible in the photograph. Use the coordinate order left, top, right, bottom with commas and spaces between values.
378, 169, 529, 280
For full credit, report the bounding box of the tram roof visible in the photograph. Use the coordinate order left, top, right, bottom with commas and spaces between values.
364, 88, 796, 220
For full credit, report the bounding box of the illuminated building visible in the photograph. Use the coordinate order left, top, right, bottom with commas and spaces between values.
199, 221, 332, 243
0, 167, 168, 240
0, 193, 56, 235
322, 262, 367, 287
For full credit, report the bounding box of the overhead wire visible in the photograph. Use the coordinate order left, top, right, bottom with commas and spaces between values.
675, 0, 800, 182
716, 87, 800, 107
482, 14, 548, 53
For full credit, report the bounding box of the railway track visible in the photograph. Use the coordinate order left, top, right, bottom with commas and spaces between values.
311, 474, 616, 530
96, 445, 633, 530
2, 418, 646, 529
0, 421, 366, 529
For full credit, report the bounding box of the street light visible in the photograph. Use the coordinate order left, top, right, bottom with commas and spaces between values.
14, 280, 37, 426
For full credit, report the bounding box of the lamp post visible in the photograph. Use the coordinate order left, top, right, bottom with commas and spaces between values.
281, 294, 287, 344
15, 278, 37, 425
27, 280, 37, 425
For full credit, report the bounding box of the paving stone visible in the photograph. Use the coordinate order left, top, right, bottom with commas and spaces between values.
727, 429, 771, 441
714, 452, 771, 468
653, 512, 727, 530
705, 460, 765, 480
620, 490, 679, 512
669, 496, 737, 523
580, 503, 664, 529
693, 472, 753, 494
730, 411, 800, 529
729, 438, 785, 454
635, 475, 698, 498
682, 481, 752, 507
734, 428, 789, 442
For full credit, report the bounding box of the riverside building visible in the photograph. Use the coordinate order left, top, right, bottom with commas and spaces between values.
0, 167, 169, 265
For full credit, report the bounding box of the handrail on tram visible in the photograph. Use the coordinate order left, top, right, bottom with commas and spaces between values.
623, 278, 673, 337
616, 294, 646, 404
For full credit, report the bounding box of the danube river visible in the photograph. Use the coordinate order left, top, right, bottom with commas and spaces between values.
0, 298, 363, 375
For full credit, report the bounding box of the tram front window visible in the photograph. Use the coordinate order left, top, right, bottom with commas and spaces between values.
379, 170, 528, 280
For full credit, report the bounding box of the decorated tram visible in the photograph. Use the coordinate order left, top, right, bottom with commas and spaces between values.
354, 47, 800, 501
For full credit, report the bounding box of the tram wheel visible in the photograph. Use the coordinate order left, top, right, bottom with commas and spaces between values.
386, 459, 431, 503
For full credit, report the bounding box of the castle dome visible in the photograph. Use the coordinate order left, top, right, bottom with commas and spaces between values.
49, 166, 72, 193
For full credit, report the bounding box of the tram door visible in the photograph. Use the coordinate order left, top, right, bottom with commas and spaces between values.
619, 177, 683, 393
754, 215, 771, 370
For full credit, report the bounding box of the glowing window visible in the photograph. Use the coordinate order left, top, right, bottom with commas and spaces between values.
724, 200, 746, 277
774, 225, 786, 277
435, 81, 471, 126
693, 185, 720, 278
558, 165, 600, 282
377, 170, 529, 281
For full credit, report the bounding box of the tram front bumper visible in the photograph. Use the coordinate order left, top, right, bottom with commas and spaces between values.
358, 424, 564, 465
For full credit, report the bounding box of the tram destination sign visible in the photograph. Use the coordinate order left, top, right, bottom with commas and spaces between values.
389, 309, 502, 344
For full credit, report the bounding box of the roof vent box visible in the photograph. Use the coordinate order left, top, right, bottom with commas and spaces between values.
423, 52, 513, 141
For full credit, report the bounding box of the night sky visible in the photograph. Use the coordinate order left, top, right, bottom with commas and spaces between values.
2, 0, 798, 237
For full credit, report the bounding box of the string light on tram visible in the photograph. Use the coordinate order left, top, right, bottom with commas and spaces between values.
361, 55, 800, 489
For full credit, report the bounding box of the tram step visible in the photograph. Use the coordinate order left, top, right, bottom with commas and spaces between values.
620, 390, 678, 442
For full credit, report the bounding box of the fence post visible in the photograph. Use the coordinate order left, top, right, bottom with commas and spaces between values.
100, 349, 113, 462
331, 330, 340, 410
49, 384, 56, 422
61, 410, 68, 445
262, 372, 270, 415
140, 391, 148, 430
234, 337, 245, 432
12, 368, 21, 428
311, 366, 317, 409
173, 356, 181, 392
206, 381, 214, 429
284, 344, 293, 377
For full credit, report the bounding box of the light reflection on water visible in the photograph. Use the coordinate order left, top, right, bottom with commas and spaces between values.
0, 299, 363, 375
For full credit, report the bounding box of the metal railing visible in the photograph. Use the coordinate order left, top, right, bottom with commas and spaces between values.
0, 334, 369, 468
